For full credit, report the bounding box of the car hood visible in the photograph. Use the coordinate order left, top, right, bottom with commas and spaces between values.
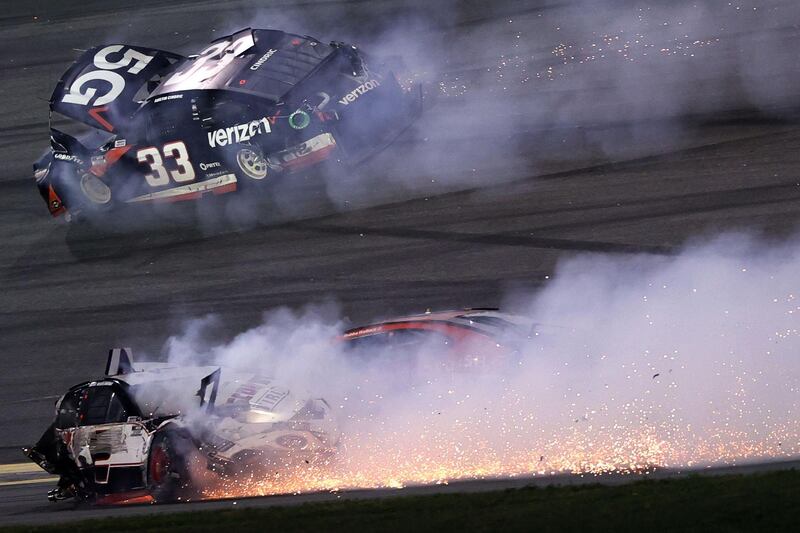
122, 364, 308, 423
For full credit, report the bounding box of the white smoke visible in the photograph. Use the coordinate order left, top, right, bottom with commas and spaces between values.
216, 0, 800, 217
159, 232, 799, 493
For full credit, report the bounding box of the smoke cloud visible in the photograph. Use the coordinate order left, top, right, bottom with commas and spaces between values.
158, 231, 799, 495
206, 0, 800, 225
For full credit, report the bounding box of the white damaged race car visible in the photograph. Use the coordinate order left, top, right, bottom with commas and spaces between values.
24, 348, 339, 504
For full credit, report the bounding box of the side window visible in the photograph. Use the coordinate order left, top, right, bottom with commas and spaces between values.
55, 390, 82, 429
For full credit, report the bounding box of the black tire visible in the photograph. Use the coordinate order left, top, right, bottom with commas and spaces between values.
146, 429, 195, 503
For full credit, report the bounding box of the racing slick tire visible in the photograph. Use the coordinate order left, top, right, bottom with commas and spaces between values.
146, 429, 196, 503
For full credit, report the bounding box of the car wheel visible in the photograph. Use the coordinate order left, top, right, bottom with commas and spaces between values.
79, 173, 112, 205
236, 147, 269, 180
147, 429, 195, 503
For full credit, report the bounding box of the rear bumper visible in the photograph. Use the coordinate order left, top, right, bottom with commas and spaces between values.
330, 76, 422, 164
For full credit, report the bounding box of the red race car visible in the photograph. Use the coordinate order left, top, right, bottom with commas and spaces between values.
341, 308, 537, 368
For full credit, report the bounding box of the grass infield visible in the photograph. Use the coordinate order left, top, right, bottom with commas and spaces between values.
5, 469, 800, 532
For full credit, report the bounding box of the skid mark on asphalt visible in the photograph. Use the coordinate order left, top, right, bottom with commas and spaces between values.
290, 222, 676, 255
7, 395, 59, 405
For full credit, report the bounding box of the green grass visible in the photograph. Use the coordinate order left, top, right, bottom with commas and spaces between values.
7, 469, 800, 532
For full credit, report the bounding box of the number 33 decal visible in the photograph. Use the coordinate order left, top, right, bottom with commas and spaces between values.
136, 141, 195, 187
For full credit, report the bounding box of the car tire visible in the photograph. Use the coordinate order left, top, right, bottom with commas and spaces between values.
146, 429, 195, 503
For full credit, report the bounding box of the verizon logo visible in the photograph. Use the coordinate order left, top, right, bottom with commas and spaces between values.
208, 118, 271, 148
338, 79, 381, 105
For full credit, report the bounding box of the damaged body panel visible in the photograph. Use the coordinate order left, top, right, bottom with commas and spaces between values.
24, 348, 338, 504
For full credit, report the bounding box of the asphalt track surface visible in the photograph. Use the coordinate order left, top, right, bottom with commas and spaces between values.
1, 0, 800, 526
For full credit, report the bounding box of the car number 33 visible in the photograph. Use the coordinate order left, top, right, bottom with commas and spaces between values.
136, 141, 195, 187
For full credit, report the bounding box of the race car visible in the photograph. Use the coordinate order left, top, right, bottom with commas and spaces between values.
341, 308, 537, 367
33, 28, 422, 222
23, 348, 339, 504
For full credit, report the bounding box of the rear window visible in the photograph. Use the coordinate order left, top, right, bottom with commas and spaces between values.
149, 30, 334, 102
242, 37, 331, 100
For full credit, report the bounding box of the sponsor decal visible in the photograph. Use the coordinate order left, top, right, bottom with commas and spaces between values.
338, 79, 381, 105
199, 161, 221, 171
200, 161, 228, 179
113, 139, 127, 148
207, 117, 271, 148
226, 382, 261, 405
288, 110, 310, 130
275, 434, 308, 449
253, 387, 289, 411
207, 435, 235, 453
126, 173, 237, 203
204, 170, 229, 179
54, 153, 83, 164
153, 94, 183, 103
250, 49, 278, 70
273, 141, 311, 165
344, 325, 383, 338
270, 133, 336, 170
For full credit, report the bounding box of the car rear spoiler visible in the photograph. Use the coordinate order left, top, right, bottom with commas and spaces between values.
197, 369, 221, 413
105, 347, 135, 376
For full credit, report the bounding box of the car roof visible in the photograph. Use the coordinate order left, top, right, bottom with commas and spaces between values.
149, 28, 335, 102
342, 309, 534, 339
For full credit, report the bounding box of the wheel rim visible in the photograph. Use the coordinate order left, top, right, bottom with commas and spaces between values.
80, 173, 112, 204
236, 148, 268, 180
149, 444, 170, 485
